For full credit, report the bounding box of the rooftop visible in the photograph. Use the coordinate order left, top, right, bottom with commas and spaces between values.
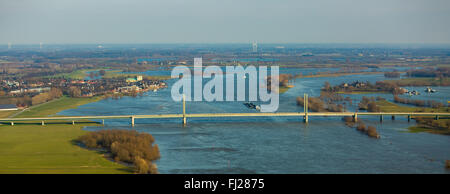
0, 104, 18, 110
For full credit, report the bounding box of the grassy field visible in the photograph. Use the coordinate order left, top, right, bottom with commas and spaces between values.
0, 96, 134, 173
14, 96, 104, 118
0, 110, 21, 118
375, 100, 449, 113
375, 100, 450, 135
46, 69, 92, 80
45, 68, 171, 80
103, 70, 172, 80
0, 124, 132, 173
407, 125, 450, 135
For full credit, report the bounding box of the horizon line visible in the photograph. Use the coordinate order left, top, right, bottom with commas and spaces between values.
3, 42, 450, 46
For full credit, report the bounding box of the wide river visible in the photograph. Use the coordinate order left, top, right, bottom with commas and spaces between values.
61, 67, 450, 173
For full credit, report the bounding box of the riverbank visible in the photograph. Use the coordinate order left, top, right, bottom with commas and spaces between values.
336, 91, 390, 94
295, 71, 385, 79
279, 86, 294, 94
0, 96, 134, 173
375, 100, 450, 135
382, 77, 450, 87
375, 100, 448, 113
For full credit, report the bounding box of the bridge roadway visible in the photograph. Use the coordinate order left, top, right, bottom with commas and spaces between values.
1, 112, 449, 126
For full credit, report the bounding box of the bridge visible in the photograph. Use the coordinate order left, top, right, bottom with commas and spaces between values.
1, 94, 449, 126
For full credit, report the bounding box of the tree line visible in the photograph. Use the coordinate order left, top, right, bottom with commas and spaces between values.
296, 96, 345, 112
406, 67, 450, 78
393, 95, 444, 108
358, 96, 383, 112
342, 117, 380, 138
384, 71, 401, 78
323, 81, 403, 95
77, 129, 160, 174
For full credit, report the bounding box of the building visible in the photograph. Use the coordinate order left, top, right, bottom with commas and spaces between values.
126, 76, 143, 83
9, 87, 50, 94
0, 104, 18, 111
118, 85, 141, 92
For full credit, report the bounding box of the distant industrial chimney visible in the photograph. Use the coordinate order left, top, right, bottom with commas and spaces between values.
252, 41, 258, 53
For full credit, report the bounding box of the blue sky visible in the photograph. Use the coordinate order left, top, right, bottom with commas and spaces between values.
1, 0, 450, 44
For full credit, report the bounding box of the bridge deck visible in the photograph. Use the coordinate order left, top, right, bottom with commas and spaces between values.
1, 112, 449, 122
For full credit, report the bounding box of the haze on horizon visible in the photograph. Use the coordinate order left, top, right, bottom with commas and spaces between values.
1, 0, 450, 45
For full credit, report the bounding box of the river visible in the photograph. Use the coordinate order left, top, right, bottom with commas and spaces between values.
58, 67, 450, 174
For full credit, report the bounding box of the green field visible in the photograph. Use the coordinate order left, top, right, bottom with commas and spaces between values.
0, 110, 20, 118
46, 69, 92, 79
45, 68, 171, 80
407, 125, 450, 135
375, 100, 450, 135
0, 124, 132, 173
375, 100, 449, 113
15, 96, 104, 118
103, 70, 172, 80
0, 96, 134, 174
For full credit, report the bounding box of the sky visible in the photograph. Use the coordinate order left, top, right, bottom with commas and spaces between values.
1, 0, 450, 44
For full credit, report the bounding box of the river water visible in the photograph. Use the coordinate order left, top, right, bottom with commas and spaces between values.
59, 67, 450, 174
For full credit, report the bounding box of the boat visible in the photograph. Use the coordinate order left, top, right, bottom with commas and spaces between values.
424, 87, 437, 93
407, 90, 420, 96
243, 102, 257, 109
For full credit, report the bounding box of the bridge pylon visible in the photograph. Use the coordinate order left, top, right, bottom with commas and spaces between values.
303, 93, 308, 123
182, 94, 186, 125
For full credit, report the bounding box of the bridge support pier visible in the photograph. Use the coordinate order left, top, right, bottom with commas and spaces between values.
303, 93, 308, 123
10, 122, 14, 126
380, 115, 383, 122
131, 116, 135, 127
391, 115, 395, 120
41, 121, 45, 126
102, 119, 105, 126
353, 113, 358, 122
435, 115, 439, 120
407, 115, 411, 122
72, 120, 75, 125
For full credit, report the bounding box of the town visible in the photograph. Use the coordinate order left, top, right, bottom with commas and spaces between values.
0, 75, 167, 108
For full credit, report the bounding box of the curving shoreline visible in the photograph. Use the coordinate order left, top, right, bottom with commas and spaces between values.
0, 95, 135, 174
